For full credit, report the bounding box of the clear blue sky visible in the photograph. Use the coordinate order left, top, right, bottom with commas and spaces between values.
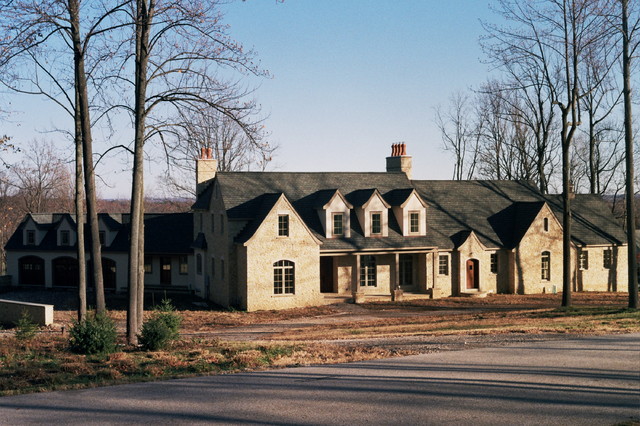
3, 1, 498, 198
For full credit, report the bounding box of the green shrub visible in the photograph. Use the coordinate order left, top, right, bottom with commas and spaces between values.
139, 298, 182, 351
14, 310, 38, 341
69, 313, 117, 355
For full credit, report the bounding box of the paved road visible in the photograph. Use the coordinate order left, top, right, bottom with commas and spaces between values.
1, 334, 638, 425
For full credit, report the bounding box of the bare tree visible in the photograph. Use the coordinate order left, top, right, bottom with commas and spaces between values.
435, 92, 481, 180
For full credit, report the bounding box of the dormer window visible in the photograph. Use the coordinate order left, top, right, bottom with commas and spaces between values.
61, 231, 70, 246
332, 213, 344, 237
371, 212, 382, 235
278, 214, 289, 237
409, 211, 420, 234
26, 230, 35, 245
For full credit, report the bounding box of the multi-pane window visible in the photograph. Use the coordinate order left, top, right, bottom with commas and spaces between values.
278, 214, 289, 237
179, 256, 188, 275
144, 256, 152, 274
360, 255, 377, 286
371, 212, 382, 235
579, 251, 589, 270
26, 230, 35, 245
332, 213, 344, 236
603, 249, 612, 269
60, 230, 70, 246
541, 251, 551, 281
490, 253, 498, 274
438, 255, 449, 275
409, 211, 420, 234
196, 254, 202, 275
273, 260, 295, 294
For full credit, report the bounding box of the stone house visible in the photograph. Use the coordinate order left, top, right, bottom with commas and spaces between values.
191, 144, 628, 311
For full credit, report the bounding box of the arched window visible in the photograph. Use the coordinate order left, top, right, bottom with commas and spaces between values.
541, 251, 551, 281
273, 260, 295, 294
18, 256, 45, 285
360, 255, 377, 287
543, 217, 549, 232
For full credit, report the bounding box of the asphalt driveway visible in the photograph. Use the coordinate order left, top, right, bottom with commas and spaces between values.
1, 333, 638, 425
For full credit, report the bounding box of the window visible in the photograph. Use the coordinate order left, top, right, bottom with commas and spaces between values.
490, 253, 498, 274
278, 214, 289, 237
371, 212, 382, 235
332, 213, 344, 236
273, 260, 295, 294
60, 230, 70, 246
438, 255, 449, 275
603, 249, 612, 269
360, 255, 377, 286
26, 230, 35, 245
543, 217, 549, 232
144, 256, 152, 274
409, 211, 420, 234
99, 231, 106, 246
196, 254, 202, 275
579, 251, 589, 270
211, 214, 215, 233
541, 251, 551, 281
179, 256, 188, 275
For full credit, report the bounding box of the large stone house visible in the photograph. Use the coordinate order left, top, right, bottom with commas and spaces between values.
190, 144, 628, 311
3, 144, 629, 311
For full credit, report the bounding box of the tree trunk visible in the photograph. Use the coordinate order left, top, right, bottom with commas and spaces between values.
621, 0, 638, 309
68, 0, 104, 314
74, 85, 87, 322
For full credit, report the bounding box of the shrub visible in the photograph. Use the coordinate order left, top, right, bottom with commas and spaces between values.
139, 298, 182, 351
14, 310, 38, 341
69, 313, 118, 355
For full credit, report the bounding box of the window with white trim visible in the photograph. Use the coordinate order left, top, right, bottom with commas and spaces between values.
541, 251, 551, 281
371, 212, 382, 235
603, 249, 612, 269
409, 211, 420, 234
579, 251, 589, 270
360, 255, 377, 286
332, 213, 344, 237
273, 260, 294, 294
490, 253, 498, 274
438, 255, 449, 275
278, 214, 289, 237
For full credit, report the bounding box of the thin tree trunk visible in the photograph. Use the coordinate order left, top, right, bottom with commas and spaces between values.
621, 0, 638, 309
68, 0, 104, 314
74, 82, 86, 322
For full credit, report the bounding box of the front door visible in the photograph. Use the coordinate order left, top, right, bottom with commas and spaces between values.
320, 257, 334, 293
466, 259, 479, 289
399, 254, 414, 289
160, 257, 172, 286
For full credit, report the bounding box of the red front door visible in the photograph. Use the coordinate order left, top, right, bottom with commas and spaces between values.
466, 259, 479, 289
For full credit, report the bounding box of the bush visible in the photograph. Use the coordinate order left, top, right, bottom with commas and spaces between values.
69, 313, 118, 355
14, 310, 38, 341
139, 298, 182, 351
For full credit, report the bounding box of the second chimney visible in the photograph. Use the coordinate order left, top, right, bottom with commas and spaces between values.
386, 143, 412, 179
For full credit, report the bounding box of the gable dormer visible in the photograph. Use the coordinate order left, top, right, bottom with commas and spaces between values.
387, 189, 427, 236
98, 214, 122, 248
56, 215, 76, 247
315, 190, 353, 238
22, 216, 45, 246
350, 189, 391, 237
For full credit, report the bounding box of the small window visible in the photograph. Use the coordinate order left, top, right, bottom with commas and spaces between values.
409, 211, 420, 234
99, 231, 106, 246
579, 251, 589, 270
332, 213, 344, 237
490, 253, 498, 274
179, 256, 188, 275
26, 230, 35, 245
371, 212, 382, 235
438, 255, 449, 275
541, 251, 551, 281
144, 256, 152, 274
196, 254, 202, 275
603, 249, 612, 269
278, 214, 289, 237
543, 217, 549, 232
274, 260, 295, 294
60, 230, 70, 246
360, 255, 377, 287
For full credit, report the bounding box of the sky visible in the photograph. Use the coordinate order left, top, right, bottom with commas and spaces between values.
2, 1, 499, 198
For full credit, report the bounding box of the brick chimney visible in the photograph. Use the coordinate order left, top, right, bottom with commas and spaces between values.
196, 147, 217, 196
386, 142, 412, 179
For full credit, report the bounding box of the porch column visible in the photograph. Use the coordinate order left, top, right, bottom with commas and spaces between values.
392, 253, 403, 301
352, 254, 365, 304
432, 249, 439, 297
